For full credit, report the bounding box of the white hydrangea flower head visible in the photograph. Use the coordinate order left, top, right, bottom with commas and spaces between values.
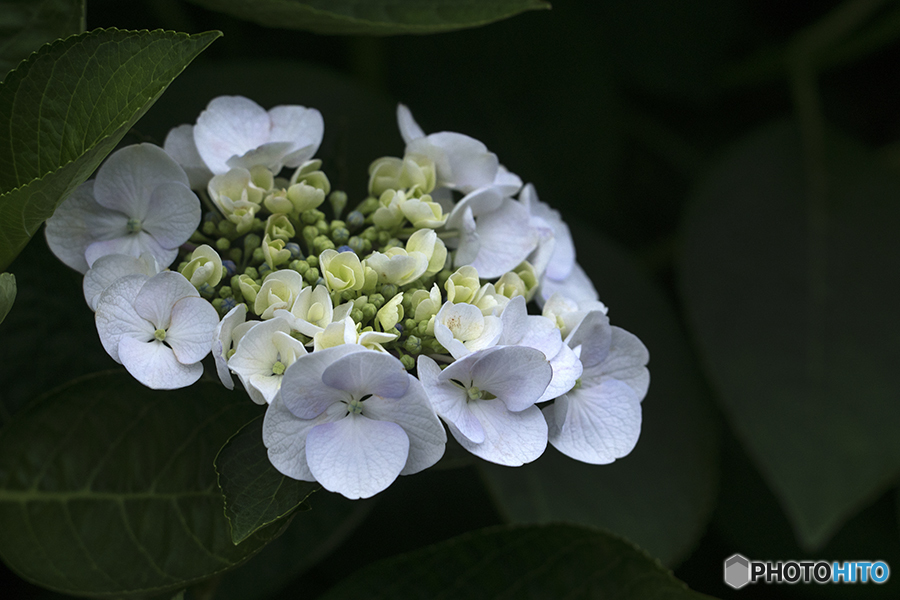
228, 317, 308, 405
165, 95, 324, 186
94, 271, 219, 389
46, 144, 201, 273
542, 310, 649, 464
264, 345, 446, 499
417, 346, 551, 466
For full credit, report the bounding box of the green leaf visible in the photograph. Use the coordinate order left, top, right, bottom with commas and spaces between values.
0, 28, 220, 271
214, 491, 373, 600
680, 120, 900, 549
0, 272, 14, 325
0, 0, 85, 78
215, 415, 317, 544
480, 231, 718, 566
0, 371, 280, 598
318, 523, 716, 600
182, 0, 549, 35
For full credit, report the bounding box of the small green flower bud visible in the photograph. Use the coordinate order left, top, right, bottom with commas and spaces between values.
369, 293, 385, 309
404, 335, 422, 355
189, 230, 207, 243
377, 231, 391, 246
346, 210, 365, 230
290, 259, 309, 275
301, 209, 321, 225
217, 219, 237, 237
361, 303, 377, 322
212, 298, 224, 312
356, 196, 380, 215
215, 237, 230, 252
218, 285, 233, 299
314, 235, 335, 254
244, 266, 259, 280
403, 318, 416, 332
332, 227, 350, 244
379, 283, 398, 299
361, 226, 378, 242
348, 236, 366, 254
202, 221, 217, 236
329, 191, 348, 219
304, 267, 319, 284
228, 248, 242, 263
316, 220, 329, 236
351, 308, 363, 323
244, 234, 262, 254
252, 247, 265, 263
306, 254, 319, 268
400, 354, 415, 370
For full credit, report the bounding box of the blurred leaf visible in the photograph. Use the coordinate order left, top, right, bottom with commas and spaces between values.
214, 490, 373, 600
0, 28, 220, 271
318, 523, 716, 599
0, 0, 85, 78
597, 0, 746, 101
0, 272, 14, 325
0, 372, 279, 598
0, 238, 109, 428
680, 120, 900, 549
480, 231, 718, 566
182, 0, 549, 35
215, 415, 317, 544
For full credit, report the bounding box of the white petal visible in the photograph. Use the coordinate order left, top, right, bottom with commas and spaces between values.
83, 253, 158, 311
194, 96, 271, 174
544, 378, 642, 464
118, 336, 202, 389
133, 271, 199, 330
269, 105, 324, 167
306, 414, 409, 499
539, 262, 599, 306
493, 165, 523, 197
227, 319, 293, 404
44, 181, 101, 273
163, 124, 213, 189
445, 186, 504, 229
566, 310, 612, 368
213, 304, 247, 390
94, 274, 153, 362
263, 396, 344, 481
452, 400, 547, 466
322, 350, 409, 399
227, 141, 294, 172
280, 345, 366, 418
595, 326, 650, 400
166, 296, 219, 364
396, 104, 425, 143
141, 182, 201, 249
408, 132, 499, 193
470, 346, 551, 412
93, 144, 190, 218
468, 199, 539, 278
362, 375, 446, 475
417, 355, 484, 444
540, 342, 583, 403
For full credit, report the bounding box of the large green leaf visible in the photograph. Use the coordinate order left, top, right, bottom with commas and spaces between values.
318, 523, 716, 599
680, 120, 900, 549
0, 27, 220, 271
215, 491, 373, 600
480, 231, 718, 566
183, 0, 549, 35
0, 371, 279, 598
215, 415, 317, 544
0, 0, 85, 78
0, 272, 14, 325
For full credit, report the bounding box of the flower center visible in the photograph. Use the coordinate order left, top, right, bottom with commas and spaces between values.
126, 218, 142, 234
347, 397, 364, 415
467, 386, 483, 401
154, 328, 166, 341
272, 361, 286, 376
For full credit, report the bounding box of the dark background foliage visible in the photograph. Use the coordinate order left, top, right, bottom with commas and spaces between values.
2, 0, 899, 598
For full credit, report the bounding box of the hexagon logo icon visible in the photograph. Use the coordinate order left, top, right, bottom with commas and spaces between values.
724, 554, 751, 589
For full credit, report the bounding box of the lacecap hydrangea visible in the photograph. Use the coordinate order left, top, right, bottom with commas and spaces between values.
45, 96, 650, 500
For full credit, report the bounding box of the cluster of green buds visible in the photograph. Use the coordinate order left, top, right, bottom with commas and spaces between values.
176, 152, 540, 370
